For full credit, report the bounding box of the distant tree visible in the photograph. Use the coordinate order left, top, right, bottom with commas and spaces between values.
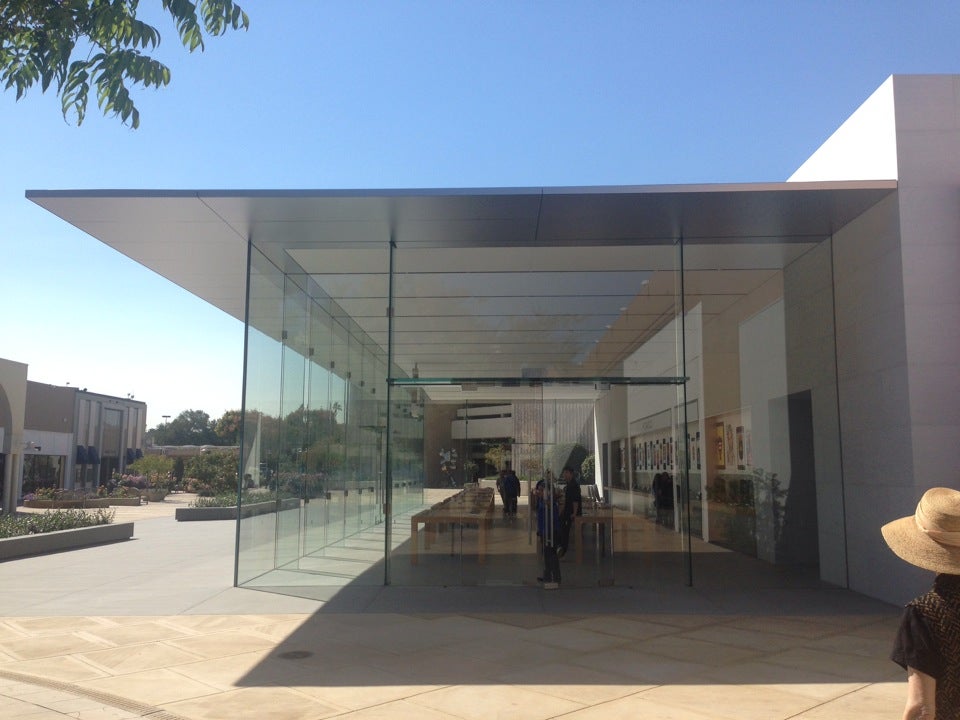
127, 454, 173, 476
0, 0, 248, 128
213, 409, 241, 445
152, 409, 217, 446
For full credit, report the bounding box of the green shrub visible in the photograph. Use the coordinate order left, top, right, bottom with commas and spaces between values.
581, 455, 596, 483
185, 450, 239, 496
0, 509, 115, 539
189, 490, 269, 508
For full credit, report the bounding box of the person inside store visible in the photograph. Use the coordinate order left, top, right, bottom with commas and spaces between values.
534, 479, 561, 588
501, 462, 521, 517
556, 465, 582, 557
882, 487, 960, 719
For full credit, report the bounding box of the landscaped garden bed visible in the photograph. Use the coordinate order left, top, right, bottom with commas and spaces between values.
176, 493, 301, 521
23, 497, 111, 509
0, 509, 133, 560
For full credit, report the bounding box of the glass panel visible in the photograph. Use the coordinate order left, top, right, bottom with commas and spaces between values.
238, 240, 393, 597
387, 237, 687, 588
687, 236, 845, 586
237, 246, 284, 586
274, 274, 309, 570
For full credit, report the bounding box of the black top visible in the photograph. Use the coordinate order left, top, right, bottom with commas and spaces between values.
892, 604, 943, 678
891, 574, 960, 717
562, 480, 582, 519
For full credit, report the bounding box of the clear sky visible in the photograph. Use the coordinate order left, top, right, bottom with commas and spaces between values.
2, 1, 959, 429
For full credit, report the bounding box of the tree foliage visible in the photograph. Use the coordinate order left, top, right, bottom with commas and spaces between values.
127, 453, 173, 476
0, 0, 248, 128
213, 409, 241, 445
152, 409, 217, 446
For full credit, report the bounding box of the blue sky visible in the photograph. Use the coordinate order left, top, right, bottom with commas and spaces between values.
2, 1, 959, 428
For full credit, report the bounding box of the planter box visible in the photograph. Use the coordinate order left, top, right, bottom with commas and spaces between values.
107, 497, 142, 506
23, 498, 112, 509
176, 498, 301, 522
143, 489, 169, 502
0, 522, 134, 561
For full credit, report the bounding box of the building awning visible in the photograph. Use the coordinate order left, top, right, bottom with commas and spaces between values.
27, 183, 898, 385
86, 446, 100, 465
25, 182, 897, 325
75, 445, 87, 464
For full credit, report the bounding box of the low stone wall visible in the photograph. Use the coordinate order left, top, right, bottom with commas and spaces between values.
107, 497, 142, 506
175, 498, 301, 522
0, 522, 135, 561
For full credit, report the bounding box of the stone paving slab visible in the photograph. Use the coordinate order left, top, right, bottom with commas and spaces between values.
0, 506, 911, 719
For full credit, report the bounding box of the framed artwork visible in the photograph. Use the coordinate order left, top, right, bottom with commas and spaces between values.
725, 424, 735, 470
715, 422, 725, 469
736, 425, 745, 470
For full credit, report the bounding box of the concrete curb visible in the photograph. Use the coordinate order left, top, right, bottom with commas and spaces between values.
0, 522, 135, 561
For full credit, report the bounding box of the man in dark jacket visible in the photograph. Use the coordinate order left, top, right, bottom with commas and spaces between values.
556, 466, 581, 557
501, 463, 521, 517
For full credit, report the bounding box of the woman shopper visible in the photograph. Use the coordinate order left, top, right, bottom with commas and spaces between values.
882, 487, 960, 719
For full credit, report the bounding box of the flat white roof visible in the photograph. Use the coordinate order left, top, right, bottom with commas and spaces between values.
28, 182, 897, 382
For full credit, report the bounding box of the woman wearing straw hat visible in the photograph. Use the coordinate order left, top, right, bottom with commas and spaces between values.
882, 487, 960, 719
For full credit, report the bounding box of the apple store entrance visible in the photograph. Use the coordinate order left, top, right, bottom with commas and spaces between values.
211, 185, 893, 599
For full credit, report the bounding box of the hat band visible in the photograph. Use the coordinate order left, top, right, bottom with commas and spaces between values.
916, 504, 960, 547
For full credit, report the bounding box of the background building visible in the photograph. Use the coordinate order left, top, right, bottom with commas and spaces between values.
0, 363, 147, 508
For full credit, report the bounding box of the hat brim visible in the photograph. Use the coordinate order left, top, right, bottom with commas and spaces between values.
882, 515, 960, 575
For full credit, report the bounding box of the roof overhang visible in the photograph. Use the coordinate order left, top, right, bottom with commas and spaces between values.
28, 182, 897, 386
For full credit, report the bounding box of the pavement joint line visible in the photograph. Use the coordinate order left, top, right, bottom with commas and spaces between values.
778, 681, 873, 719
0, 667, 189, 720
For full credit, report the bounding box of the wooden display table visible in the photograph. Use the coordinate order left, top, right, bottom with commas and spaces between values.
571, 507, 645, 563
410, 487, 495, 564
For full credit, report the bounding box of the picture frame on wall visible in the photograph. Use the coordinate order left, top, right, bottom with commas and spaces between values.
736, 425, 745, 470
725, 424, 735, 470
715, 422, 725, 469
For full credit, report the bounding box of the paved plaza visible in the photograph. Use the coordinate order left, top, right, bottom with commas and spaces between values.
0, 498, 908, 719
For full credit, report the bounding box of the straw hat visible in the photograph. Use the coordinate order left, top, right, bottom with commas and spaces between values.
882, 487, 960, 575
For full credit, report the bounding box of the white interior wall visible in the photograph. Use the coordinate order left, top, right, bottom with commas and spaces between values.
783, 239, 848, 586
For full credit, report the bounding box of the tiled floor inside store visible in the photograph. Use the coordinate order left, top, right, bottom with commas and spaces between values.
0, 495, 909, 719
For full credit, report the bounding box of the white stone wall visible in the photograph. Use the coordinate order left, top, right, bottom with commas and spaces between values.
791, 75, 960, 604
783, 240, 847, 587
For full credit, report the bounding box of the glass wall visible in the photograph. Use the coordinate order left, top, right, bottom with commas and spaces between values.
236, 226, 845, 594
237, 243, 395, 596
683, 237, 845, 587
